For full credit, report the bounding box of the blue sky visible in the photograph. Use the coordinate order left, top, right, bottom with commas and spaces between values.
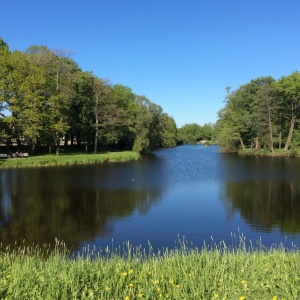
1, 1, 300, 127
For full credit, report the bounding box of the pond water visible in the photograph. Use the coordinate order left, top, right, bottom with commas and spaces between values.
1, 144, 300, 253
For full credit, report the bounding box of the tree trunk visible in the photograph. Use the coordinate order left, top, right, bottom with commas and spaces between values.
31, 144, 35, 156
254, 135, 260, 150
94, 117, 99, 153
268, 107, 274, 153
278, 131, 282, 149
284, 115, 296, 151
5, 138, 11, 154
56, 134, 60, 155
238, 133, 245, 150
16, 138, 22, 148
64, 133, 68, 148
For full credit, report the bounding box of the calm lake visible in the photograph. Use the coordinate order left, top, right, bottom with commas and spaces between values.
1, 144, 300, 253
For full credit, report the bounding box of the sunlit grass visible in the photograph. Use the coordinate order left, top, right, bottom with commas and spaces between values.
238, 147, 297, 157
0, 151, 141, 169
0, 236, 299, 299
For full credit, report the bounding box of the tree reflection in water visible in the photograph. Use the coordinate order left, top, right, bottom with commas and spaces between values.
224, 180, 300, 234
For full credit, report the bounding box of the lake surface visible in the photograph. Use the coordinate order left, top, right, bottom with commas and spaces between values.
1, 144, 300, 254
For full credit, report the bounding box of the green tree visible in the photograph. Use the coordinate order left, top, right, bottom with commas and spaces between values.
275, 72, 300, 150
159, 114, 177, 148
132, 96, 163, 153
69, 71, 94, 150
178, 123, 202, 144
215, 86, 252, 152
0, 38, 12, 150
25, 46, 79, 153
111, 84, 136, 149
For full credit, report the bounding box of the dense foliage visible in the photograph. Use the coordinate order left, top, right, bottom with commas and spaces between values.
177, 123, 214, 144
215, 73, 300, 153
0, 38, 178, 154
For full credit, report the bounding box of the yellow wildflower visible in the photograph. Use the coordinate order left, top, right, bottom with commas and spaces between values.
128, 283, 134, 287
122, 272, 128, 276
105, 286, 111, 291
129, 269, 134, 274
239, 297, 246, 300
272, 297, 277, 300
214, 293, 219, 298
157, 288, 161, 292
125, 296, 130, 300
6, 275, 11, 279
138, 293, 143, 298
240, 280, 247, 285
154, 280, 159, 284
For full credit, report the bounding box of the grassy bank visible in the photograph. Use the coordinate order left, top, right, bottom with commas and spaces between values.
0, 151, 141, 169
238, 148, 299, 157
0, 239, 299, 299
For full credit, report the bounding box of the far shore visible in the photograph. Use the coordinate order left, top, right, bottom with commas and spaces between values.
0, 151, 141, 169
238, 148, 298, 157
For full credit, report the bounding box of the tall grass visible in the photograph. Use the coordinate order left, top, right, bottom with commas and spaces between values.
0, 237, 299, 299
0, 151, 141, 169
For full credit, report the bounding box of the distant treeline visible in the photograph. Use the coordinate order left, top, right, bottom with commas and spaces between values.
215, 72, 300, 153
0, 38, 206, 155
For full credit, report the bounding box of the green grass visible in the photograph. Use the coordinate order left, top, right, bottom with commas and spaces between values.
238, 147, 297, 157
0, 151, 141, 169
0, 237, 299, 299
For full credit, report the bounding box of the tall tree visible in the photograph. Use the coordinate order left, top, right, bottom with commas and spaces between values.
111, 84, 136, 149
159, 114, 177, 148
132, 96, 163, 153
275, 72, 300, 150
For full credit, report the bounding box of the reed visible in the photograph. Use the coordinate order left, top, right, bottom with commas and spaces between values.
0, 237, 299, 299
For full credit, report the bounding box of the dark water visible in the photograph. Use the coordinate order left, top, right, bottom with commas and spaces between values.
1, 145, 300, 253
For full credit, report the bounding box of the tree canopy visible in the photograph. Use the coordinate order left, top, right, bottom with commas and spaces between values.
0, 38, 179, 154
215, 72, 300, 153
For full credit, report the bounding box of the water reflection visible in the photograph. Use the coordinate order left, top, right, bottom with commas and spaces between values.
0, 158, 165, 250
1, 146, 300, 252
223, 180, 300, 234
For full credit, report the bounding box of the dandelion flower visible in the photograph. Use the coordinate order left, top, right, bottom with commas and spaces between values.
157, 288, 161, 292
272, 297, 277, 300
105, 286, 111, 291
122, 272, 128, 276
125, 296, 130, 300
154, 280, 159, 284
128, 283, 134, 287
6, 275, 11, 279
138, 293, 143, 298
239, 297, 246, 300
240, 280, 247, 285
129, 269, 134, 274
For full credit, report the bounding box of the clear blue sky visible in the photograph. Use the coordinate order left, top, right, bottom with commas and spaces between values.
1, 1, 300, 127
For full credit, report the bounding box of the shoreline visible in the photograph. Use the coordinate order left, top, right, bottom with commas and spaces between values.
0, 151, 141, 169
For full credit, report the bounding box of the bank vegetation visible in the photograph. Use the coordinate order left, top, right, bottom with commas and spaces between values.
0, 238, 299, 299
215, 73, 300, 156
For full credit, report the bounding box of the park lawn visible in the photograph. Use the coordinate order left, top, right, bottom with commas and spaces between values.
0, 151, 141, 169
